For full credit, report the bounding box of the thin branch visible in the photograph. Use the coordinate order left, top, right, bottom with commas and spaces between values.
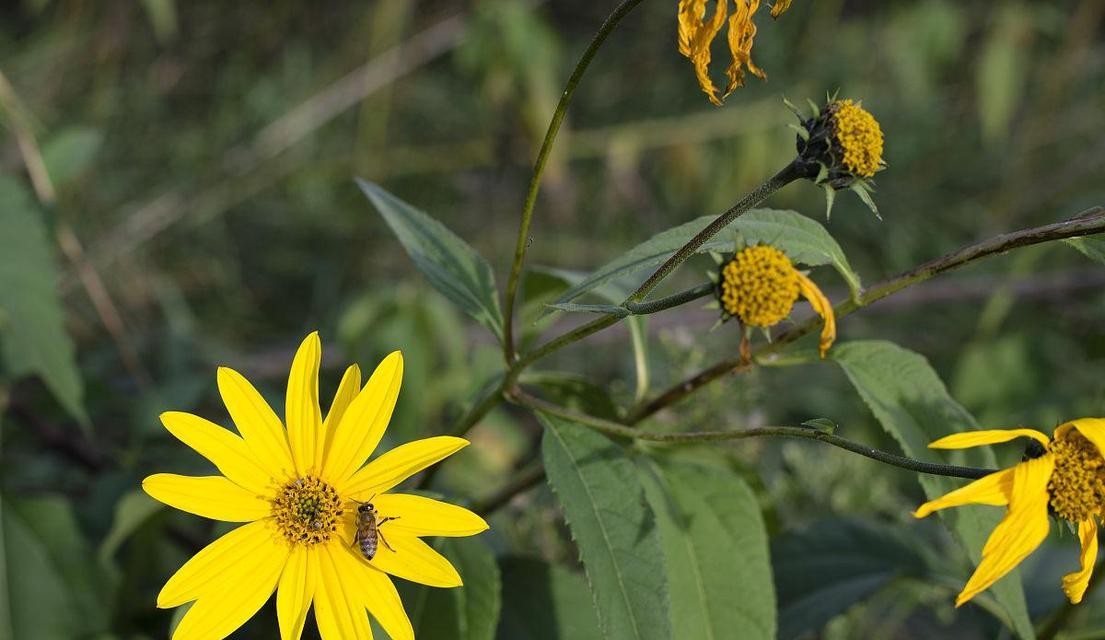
473, 464, 546, 515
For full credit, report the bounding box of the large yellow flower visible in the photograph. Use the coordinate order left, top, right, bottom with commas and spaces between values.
143, 332, 488, 639
914, 418, 1105, 607
677, 0, 794, 106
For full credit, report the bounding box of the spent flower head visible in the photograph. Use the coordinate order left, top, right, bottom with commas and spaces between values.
914, 419, 1105, 607
708, 242, 835, 358
789, 95, 886, 219
677, 0, 794, 106
142, 332, 488, 640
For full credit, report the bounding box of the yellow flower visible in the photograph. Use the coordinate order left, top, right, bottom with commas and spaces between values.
677, 0, 794, 106
831, 99, 884, 179
914, 419, 1105, 607
142, 332, 489, 640
713, 244, 835, 357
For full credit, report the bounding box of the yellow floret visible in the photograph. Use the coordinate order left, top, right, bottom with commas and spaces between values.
832, 99, 884, 178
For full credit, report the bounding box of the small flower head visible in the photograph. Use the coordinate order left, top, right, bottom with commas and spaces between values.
711, 242, 835, 358
677, 0, 794, 106
914, 419, 1105, 607
790, 96, 886, 218
142, 332, 489, 640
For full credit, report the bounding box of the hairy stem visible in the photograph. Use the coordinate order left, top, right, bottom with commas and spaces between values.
502, 0, 646, 363
512, 390, 996, 480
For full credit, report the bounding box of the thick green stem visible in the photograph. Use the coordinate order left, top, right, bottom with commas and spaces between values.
513, 390, 995, 480
502, 0, 646, 363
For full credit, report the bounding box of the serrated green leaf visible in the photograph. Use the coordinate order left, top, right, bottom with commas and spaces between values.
0, 177, 85, 422
400, 537, 500, 640
547, 209, 860, 314
772, 518, 930, 640
357, 179, 503, 340
831, 341, 1034, 639
539, 413, 670, 640
497, 557, 602, 640
1065, 237, 1105, 264
638, 458, 775, 640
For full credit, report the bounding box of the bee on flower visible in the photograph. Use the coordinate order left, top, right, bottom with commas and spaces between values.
677, 0, 795, 106
914, 419, 1105, 606
789, 95, 886, 218
142, 332, 488, 640
707, 241, 835, 361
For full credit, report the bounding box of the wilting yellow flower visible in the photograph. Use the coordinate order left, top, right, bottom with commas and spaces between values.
914, 419, 1105, 607
143, 333, 488, 640
677, 0, 794, 106
712, 244, 835, 357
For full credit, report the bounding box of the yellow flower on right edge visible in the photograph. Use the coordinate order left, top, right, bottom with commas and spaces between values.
677, 0, 794, 106
914, 419, 1105, 607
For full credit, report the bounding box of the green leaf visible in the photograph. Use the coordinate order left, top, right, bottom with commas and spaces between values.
544, 302, 629, 317
772, 518, 930, 639
98, 491, 163, 565
0, 177, 85, 422
831, 341, 1034, 639
41, 127, 103, 188
801, 418, 838, 434
638, 458, 775, 640
1065, 237, 1105, 264
548, 209, 860, 314
539, 413, 671, 640
357, 179, 503, 340
400, 538, 500, 640
497, 557, 602, 640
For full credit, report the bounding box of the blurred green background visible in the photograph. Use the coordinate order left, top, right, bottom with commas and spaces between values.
1, 0, 1104, 638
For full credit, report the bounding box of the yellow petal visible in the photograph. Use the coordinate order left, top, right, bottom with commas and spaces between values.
678, 0, 728, 106
287, 332, 323, 476
929, 428, 1050, 450
321, 352, 403, 485
159, 411, 273, 495
955, 455, 1054, 607
1060, 418, 1105, 459
724, 0, 765, 97
341, 436, 468, 498
913, 466, 1015, 519
142, 474, 271, 522
367, 533, 462, 588
158, 520, 285, 608
218, 367, 294, 479
314, 544, 374, 640
795, 271, 835, 358
770, 0, 792, 18
324, 364, 362, 432
373, 493, 489, 537
1063, 518, 1098, 604
333, 544, 413, 640
170, 532, 288, 640
277, 545, 317, 640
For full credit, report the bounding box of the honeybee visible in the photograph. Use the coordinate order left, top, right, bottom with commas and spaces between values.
352, 497, 399, 561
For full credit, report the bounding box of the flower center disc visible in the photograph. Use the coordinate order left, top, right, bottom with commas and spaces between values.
1048, 430, 1105, 522
271, 476, 343, 546
719, 245, 800, 328
831, 99, 883, 178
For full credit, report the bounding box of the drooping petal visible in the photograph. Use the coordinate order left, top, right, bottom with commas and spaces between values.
170, 535, 288, 640
142, 474, 271, 523
724, 0, 766, 97
677, 0, 729, 106
955, 455, 1054, 607
323, 364, 362, 432
373, 493, 489, 537
314, 544, 373, 640
769, 0, 792, 18
159, 411, 274, 495
368, 533, 463, 588
158, 520, 285, 608
217, 367, 295, 479
341, 436, 468, 498
795, 270, 835, 358
913, 466, 1016, 519
321, 352, 403, 486
1061, 418, 1105, 460
286, 333, 323, 476
1063, 518, 1099, 604
929, 428, 1050, 450
277, 545, 317, 640
333, 543, 414, 640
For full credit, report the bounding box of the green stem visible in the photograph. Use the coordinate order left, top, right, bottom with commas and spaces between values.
512, 390, 996, 480
502, 0, 647, 363
624, 282, 715, 314
627, 160, 802, 302
473, 463, 547, 515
